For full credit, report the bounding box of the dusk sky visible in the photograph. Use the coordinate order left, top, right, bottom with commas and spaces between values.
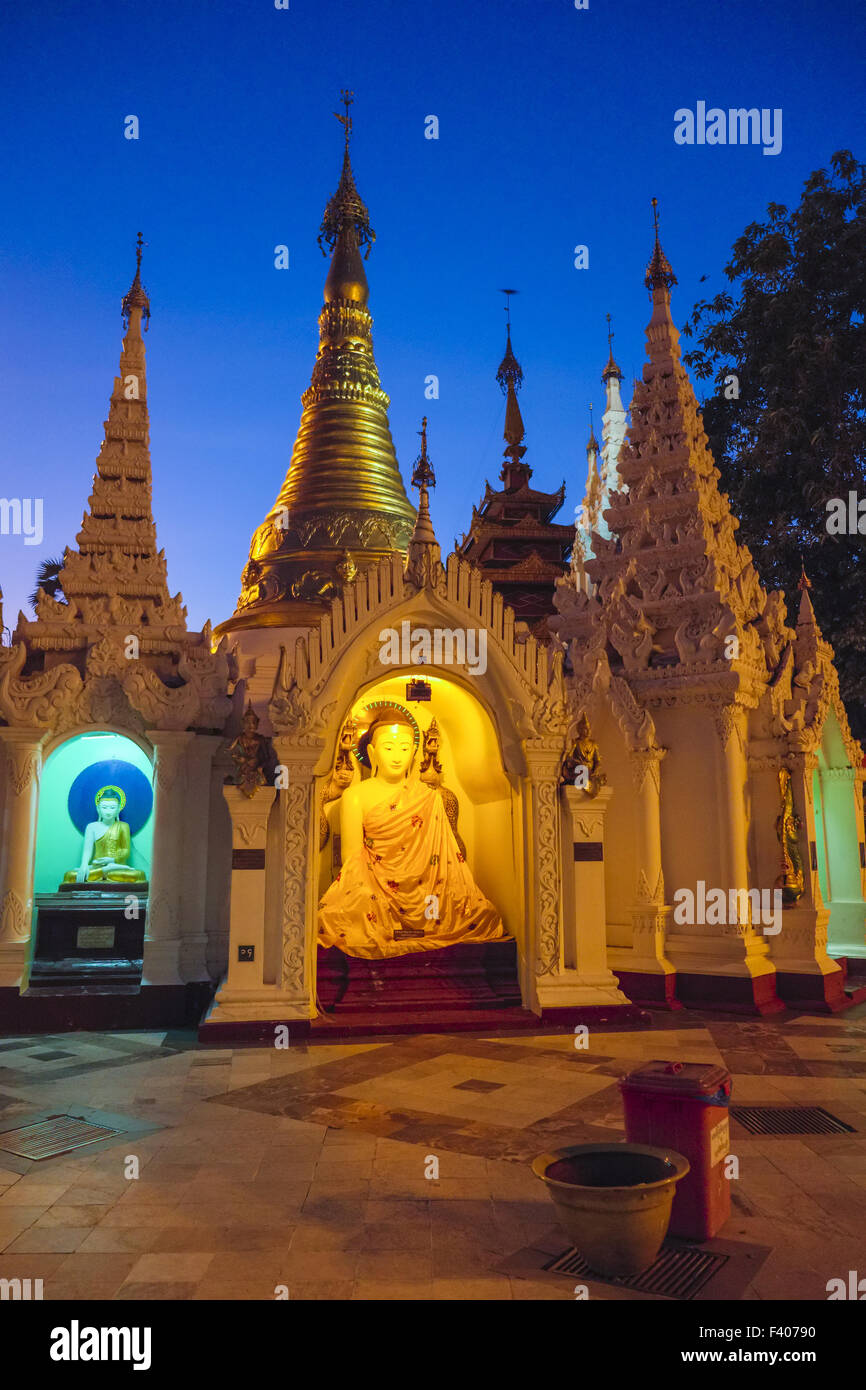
2, 0, 864, 632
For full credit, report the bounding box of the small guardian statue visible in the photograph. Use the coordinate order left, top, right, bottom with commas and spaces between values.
229, 703, 271, 798
562, 713, 607, 797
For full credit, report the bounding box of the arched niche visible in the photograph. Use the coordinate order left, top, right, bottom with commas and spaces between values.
317, 669, 521, 945
34, 730, 155, 895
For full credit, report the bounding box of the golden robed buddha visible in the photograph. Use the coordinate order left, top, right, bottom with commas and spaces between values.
318, 710, 505, 959
63, 785, 147, 885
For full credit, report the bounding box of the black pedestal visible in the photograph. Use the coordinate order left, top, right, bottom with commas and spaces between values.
30, 890, 148, 991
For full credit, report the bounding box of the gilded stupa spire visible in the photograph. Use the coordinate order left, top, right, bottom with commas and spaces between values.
222, 96, 416, 630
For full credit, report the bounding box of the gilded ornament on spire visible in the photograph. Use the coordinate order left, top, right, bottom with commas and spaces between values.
318, 89, 375, 259
411, 416, 436, 491
587, 403, 599, 454
122, 232, 150, 330
496, 289, 523, 394
602, 312, 623, 382
644, 197, 677, 293
406, 417, 443, 586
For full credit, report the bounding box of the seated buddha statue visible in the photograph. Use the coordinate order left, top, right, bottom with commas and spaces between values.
318, 709, 505, 959
63, 785, 147, 886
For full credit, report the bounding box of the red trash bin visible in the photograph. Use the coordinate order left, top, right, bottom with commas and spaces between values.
619, 1060, 732, 1242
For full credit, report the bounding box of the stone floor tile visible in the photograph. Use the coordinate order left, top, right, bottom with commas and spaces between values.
6, 1226, 91, 1254
352, 1280, 432, 1300
431, 1276, 512, 1299
115, 1281, 199, 1300
122, 1252, 214, 1283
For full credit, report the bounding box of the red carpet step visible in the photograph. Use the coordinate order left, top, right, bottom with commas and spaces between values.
316, 939, 523, 1016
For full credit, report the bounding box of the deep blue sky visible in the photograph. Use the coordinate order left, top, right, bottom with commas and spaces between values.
2, 0, 864, 631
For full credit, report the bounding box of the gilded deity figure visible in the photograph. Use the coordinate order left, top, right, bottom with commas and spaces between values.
775, 767, 804, 904
63, 785, 147, 885
318, 708, 505, 958
562, 713, 607, 797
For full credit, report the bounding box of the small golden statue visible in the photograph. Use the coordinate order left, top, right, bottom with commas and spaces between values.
335, 550, 358, 586
229, 703, 270, 798
321, 716, 358, 851
562, 713, 606, 797
419, 718, 467, 859
775, 766, 804, 904
63, 786, 147, 885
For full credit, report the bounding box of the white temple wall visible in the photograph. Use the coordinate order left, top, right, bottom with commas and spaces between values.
656, 705, 727, 905
588, 705, 635, 947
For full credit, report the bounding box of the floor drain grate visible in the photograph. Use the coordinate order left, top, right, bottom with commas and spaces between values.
731, 1104, 855, 1136
544, 1242, 728, 1300
0, 1114, 121, 1159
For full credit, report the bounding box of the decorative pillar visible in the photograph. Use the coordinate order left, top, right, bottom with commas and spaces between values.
523, 744, 563, 1010
618, 747, 676, 1004
142, 729, 194, 986
219, 784, 276, 993
203, 738, 320, 1031
179, 734, 225, 982
528, 744, 633, 1017
0, 729, 43, 989
274, 743, 320, 1017
553, 783, 632, 1010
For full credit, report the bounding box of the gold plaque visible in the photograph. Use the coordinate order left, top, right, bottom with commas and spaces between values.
76, 925, 116, 950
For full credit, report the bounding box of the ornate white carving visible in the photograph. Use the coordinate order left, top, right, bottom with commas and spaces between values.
0, 890, 28, 940
282, 773, 313, 994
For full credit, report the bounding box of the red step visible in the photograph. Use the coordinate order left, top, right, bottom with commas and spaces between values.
317, 939, 523, 1016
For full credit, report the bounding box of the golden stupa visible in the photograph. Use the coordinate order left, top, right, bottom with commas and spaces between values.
218, 92, 416, 634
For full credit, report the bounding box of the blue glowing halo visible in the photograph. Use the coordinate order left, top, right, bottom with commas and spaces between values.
67, 759, 154, 836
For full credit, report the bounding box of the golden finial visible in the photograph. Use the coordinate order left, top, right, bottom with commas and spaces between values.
798, 561, 812, 591
496, 289, 523, 395
318, 91, 375, 259
411, 416, 436, 491
587, 402, 599, 453
121, 231, 150, 330
602, 311, 622, 382
335, 88, 354, 146
645, 196, 677, 293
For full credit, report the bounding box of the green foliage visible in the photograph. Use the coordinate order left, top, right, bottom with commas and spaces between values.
682, 151, 866, 739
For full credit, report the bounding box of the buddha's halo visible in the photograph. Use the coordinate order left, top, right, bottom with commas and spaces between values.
355, 701, 420, 768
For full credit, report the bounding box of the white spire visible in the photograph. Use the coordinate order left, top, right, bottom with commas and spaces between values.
572, 406, 601, 594
598, 313, 628, 538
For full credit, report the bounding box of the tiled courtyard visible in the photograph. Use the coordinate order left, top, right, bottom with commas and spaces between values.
1, 1005, 866, 1301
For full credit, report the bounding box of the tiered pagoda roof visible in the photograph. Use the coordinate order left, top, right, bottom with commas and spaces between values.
456, 319, 572, 636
